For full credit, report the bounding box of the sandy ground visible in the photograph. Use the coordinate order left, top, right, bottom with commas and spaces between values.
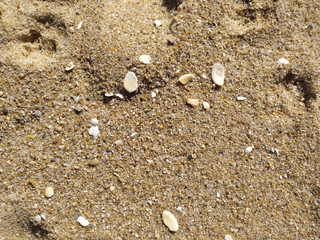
0, 0, 319, 239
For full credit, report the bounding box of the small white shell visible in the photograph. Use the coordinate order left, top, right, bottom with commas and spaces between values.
77, 216, 89, 227
187, 98, 200, 107
179, 74, 194, 85
124, 72, 138, 93
90, 118, 98, 126
154, 20, 163, 27
88, 126, 99, 138
77, 21, 83, 30
245, 146, 254, 153
139, 55, 151, 64
225, 235, 233, 240
162, 210, 178, 232
45, 187, 54, 198
212, 63, 225, 86
278, 58, 289, 65
105, 92, 114, 97
237, 96, 247, 101
65, 62, 74, 71
203, 102, 210, 110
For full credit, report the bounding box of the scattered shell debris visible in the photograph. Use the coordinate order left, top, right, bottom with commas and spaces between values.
212, 63, 225, 86
65, 62, 74, 71
278, 58, 289, 65
88, 126, 99, 138
179, 73, 194, 85
139, 55, 151, 64
45, 187, 54, 198
124, 71, 138, 93
203, 101, 210, 110
154, 20, 163, 27
162, 210, 179, 232
237, 96, 247, 101
187, 98, 200, 107
77, 216, 89, 227
245, 146, 254, 153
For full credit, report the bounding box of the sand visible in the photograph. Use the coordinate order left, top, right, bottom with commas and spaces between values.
0, 0, 319, 239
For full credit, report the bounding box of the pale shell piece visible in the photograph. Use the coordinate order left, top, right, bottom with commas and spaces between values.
77, 21, 83, 30
187, 98, 200, 107
77, 216, 89, 227
245, 146, 254, 153
45, 187, 54, 198
162, 210, 179, 232
225, 235, 233, 240
237, 96, 247, 101
154, 20, 163, 27
114, 140, 123, 145
124, 72, 138, 93
88, 158, 99, 166
212, 63, 225, 86
90, 118, 98, 126
34, 215, 41, 223
65, 62, 74, 71
110, 186, 115, 191
151, 91, 157, 98
105, 92, 114, 97
179, 74, 194, 85
115, 93, 124, 99
139, 55, 151, 64
88, 126, 99, 138
203, 101, 210, 110
278, 58, 289, 65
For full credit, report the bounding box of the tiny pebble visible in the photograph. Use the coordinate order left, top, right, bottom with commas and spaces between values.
225, 235, 233, 240
179, 73, 194, 85
50, 157, 55, 162
40, 214, 46, 220
110, 186, 115, 191
188, 154, 193, 160
162, 210, 179, 232
65, 62, 74, 71
237, 96, 247, 101
151, 91, 157, 98
212, 63, 225, 86
34, 110, 41, 117
90, 118, 98, 126
124, 71, 138, 93
187, 98, 200, 107
77, 216, 89, 227
34, 215, 41, 223
167, 36, 176, 45
114, 140, 123, 145
88, 126, 99, 138
154, 20, 163, 27
278, 58, 289, 65
217, 192, 220, 198
88, 158, 99, 166
45, 187, 54, 198
77, 21, 83, 30
139, 55, 151, 64
203, 102, 210, 110
245, 146, 254, 153
3, 108, 8, 115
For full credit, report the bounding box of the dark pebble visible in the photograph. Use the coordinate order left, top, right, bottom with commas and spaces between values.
2, 108, 8, 115
50, 157, 55, 162
188, 154, 193, 160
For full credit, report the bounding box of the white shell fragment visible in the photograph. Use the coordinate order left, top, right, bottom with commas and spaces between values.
45, 187, 54, 198
34, 215, 41, 223
212, 63, 225, 86
245, 146, 254, 153
225, 235, 233, 240
90, 118, 98, 126
105, 92, 114, 97
65, 62, 74, 71
139, 55, 151, 64
88, 126, 99, 138
114, 140, 123, 145
151, 91, 157, 98
162, 210, 178, 232
237, 96, 247, 101
154, 20, 163, 27
203, 102, 210, 110
179, 74, 194, 85
77, 216, 89, 227
278, 58, 289, 65
115, 93, 124, 99
77, 21, 83, 30
187, 98, 200, 107
124, 71, 138, 93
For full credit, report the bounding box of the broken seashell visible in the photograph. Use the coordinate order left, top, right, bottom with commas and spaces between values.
212, 63, 225, 86
179, 74, 194, 85
187, 98, 200, 107
65, 62, 74, 71
124, 72, 138, 93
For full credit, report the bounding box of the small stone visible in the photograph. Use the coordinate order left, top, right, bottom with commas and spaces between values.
139, 55, 151, 64
203, 102, 210, 110
179, 74, 194, 85
167, 36, 176, 45
40, 214, 46, 220
77, 21, 83, 30
225, 235, 233, 240
50, 157, 55, 162
77, 216, 89, 227
237, 96, 247, 101
2, 108, 8, 115
212, 63, 225, 86
34, 215, 41, 223
44, 187, 54, 198
88, 158, 99, 166
34, 110, 41, 117
187, 98, 200, 107
124, 72, 138, 93
187, 154, 193, 160
151, 91, 157, 98
65, 62, 74, 71
114, 140, 123, 145
88, 126, 99, 138
154, 20, 163, 27
162, 210, 178, 232
245, 146, 254, 153
278, 58, 289, 65
110, 186, 115, 191
90, 118, 98, 126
